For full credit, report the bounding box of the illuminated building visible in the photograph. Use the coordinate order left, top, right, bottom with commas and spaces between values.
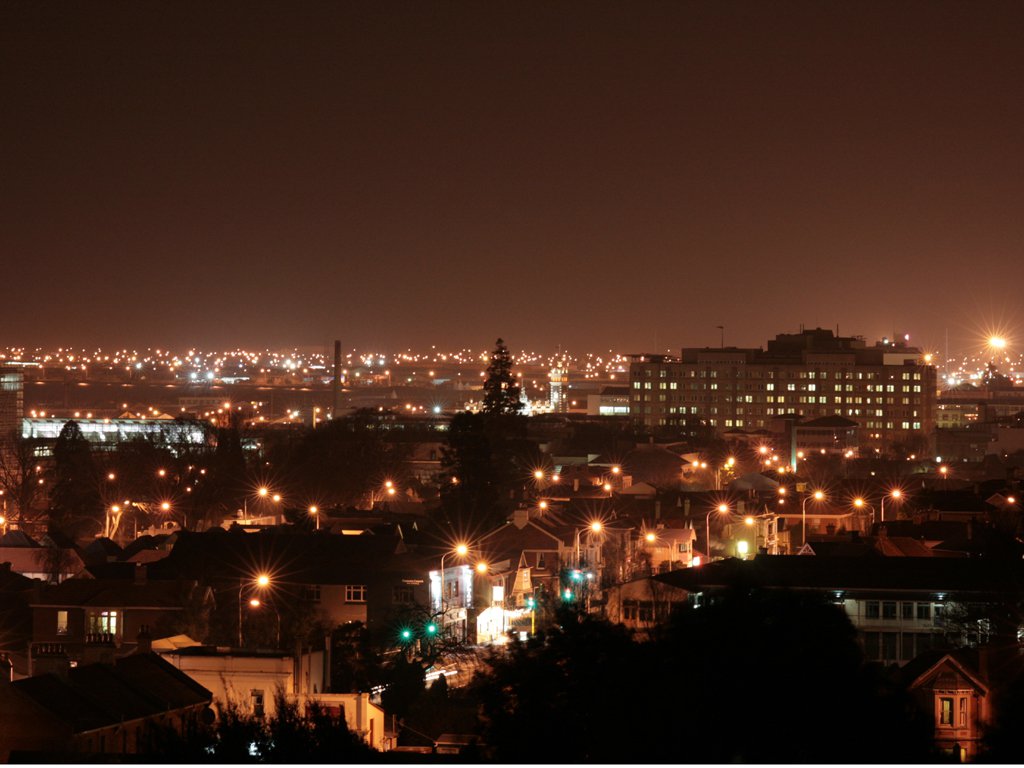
548, 367, 569, 413
587, 385, 630, 416
630, 327, 937, 455
23, 417, 208, 450
0, 370, 24, 436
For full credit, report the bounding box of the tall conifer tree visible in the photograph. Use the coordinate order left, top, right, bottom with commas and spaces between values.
482, 338, 523, 415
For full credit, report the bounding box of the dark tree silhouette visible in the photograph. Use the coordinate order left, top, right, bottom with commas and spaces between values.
0, 429, 47, 533
472, 594, 936, 763
147, 692, 376, 762
482, 338, 523, 416
437, 411, 531, 532
48, 420, 103, 538
980, 666, 1024, 762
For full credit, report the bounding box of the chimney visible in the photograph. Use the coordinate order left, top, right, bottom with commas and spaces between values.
82, 633, 116, 666
31, 643, 70, 679
135, 624, 152, 654
573, 478, 579, 492
654, 500, 662, 522
333, 340, 342, 417
512, 507, 530, 529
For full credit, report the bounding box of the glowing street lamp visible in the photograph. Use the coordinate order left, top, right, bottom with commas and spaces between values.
801, 490, 825, 546
706, 503, 730, 561
743, 515, 756, 558
239, 573, 272, 646
309, 505, 319, 530
880, 489, 903, 522
439, 542, 471, 613
853, 497, 875, 528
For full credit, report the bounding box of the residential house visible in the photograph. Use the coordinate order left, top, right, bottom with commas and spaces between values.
657, 556, 1024, 666
0, 530, 85, 583
604, 576, 689, 636
902, 649, 990, 762
28, 570, 213, 668
156, 641, 390, 751
0, 650, 212, 760
148, 528, 432, 636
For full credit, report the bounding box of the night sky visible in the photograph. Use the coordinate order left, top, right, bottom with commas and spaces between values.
2, 1, 1023, 356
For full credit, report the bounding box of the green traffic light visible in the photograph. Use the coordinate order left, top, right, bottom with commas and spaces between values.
563, 589, 573, 601
400, 628, 413, 641
425, 622, 438, 635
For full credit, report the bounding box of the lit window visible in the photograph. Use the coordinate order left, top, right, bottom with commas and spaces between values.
88, 610, 118, 635
57, 610, 68, 635
940, 697, 954, 726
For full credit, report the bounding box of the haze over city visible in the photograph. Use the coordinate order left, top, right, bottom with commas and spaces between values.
3, 1, 1024, 353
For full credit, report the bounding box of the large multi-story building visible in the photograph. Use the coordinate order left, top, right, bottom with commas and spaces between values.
630, 327, 936, 456
0, 370, 24, 436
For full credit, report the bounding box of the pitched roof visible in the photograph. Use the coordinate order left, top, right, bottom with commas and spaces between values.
0, 547, 85, 577
30, 578, 199, 609
0, 531, 40, 548
900, 648, 989, 694
148, 528, 418, 585
656, 555, 1024, 595
11, 653, 211, 733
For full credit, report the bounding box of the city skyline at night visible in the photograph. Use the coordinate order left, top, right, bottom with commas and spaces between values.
4, 2, 1024, 762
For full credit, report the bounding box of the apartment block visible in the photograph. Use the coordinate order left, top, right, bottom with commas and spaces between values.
630, 328, 936, 456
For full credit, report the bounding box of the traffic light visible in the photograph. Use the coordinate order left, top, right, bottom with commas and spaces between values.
425, 622, 438, 636
399, 628, 413, 642
563, 588, 573, 601
571, 570, 583, 582
526, 596, 536, 610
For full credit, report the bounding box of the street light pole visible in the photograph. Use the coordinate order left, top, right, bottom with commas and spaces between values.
801, 491, 825, 546
574, 522, 603, 569
853, 497, 875, 532
706, 504, 729, 562
439, 543, 469, 615
880, 489, 902, 522
238, 574, 270, 647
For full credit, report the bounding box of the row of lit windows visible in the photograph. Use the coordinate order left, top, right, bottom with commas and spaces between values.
635, 380, 924, 395
635, 391, 923, 407
641, 367, 925, 381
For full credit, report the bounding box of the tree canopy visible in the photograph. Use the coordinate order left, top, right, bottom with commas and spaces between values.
482, 338, 523, 416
